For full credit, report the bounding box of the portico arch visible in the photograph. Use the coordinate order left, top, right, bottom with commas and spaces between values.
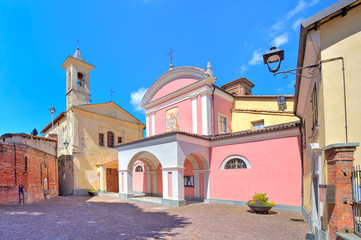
183, 153, 210, 201
119, 151, 163, 199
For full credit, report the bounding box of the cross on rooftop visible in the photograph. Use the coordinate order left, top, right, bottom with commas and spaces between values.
167, 48, 175, 69
77, 40, 80, 49
109, 88, 116, 101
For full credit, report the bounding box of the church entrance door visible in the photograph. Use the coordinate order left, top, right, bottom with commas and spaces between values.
106, 168, 119, 192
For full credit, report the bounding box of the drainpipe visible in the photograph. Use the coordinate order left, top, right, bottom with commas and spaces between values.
319, 57, 348, 143
294, 111, 304, 209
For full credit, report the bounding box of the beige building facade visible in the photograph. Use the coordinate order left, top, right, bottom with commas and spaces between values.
294, 1, 361, 239
42, 49, 145, 195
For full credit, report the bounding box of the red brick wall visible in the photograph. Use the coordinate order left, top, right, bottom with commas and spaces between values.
326, 146, 356, 240
0, 143, 58, 204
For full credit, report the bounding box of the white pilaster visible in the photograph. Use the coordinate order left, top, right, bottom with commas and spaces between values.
192, 97, 198, 134
201, 94, 212, 135
162, 170, 169, 198
151, 112, 155, 136
145, 114, 150, 137
194, 172, 200, 198
118, 170, 133, 197
99, 166, 106, 193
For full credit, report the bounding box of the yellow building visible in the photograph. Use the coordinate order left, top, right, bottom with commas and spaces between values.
294, 1, 361, 239
221, 78, 298, 132
41, 48, 145, 195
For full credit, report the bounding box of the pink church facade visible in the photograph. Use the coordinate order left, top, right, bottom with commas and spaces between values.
116, 65, 302, 211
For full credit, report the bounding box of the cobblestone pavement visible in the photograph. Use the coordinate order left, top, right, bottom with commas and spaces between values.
0, 196, 311, 240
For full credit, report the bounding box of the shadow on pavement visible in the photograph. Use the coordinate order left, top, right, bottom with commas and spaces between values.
0, 196, 191, 239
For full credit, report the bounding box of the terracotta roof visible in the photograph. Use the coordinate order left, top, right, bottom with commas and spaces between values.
232, 108, 295, 114
41, 111, 66, 133
211, 121, 300, 140
115, 121, 300, 148
235, 95, 294, 98
221, 77, 255, 89
0, 133, 57, 142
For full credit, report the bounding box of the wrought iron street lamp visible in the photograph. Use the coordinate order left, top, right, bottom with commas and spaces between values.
63, 140, 69, 150
263, 47, 320, 79
263, 46, 284, 74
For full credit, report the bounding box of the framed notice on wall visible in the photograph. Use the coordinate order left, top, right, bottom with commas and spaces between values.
184, 176, 194, 187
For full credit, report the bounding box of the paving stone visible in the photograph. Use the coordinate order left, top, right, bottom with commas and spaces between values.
0, 196, 311, 239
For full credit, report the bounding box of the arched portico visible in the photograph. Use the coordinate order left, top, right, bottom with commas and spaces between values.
116, 132, 211, 206
183, 153, 210, 201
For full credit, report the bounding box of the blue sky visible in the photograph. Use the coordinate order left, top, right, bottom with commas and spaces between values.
0, 0, 338, 135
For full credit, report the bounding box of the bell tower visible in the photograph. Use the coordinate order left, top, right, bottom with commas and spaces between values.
62, 48, 95, 110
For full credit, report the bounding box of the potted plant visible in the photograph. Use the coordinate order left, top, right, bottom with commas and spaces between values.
247, 193, 275, 213
87, 189, 98, 196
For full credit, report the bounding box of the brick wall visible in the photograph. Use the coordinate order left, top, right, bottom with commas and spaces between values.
325, 145, 357, 240
0, 142, 58, 204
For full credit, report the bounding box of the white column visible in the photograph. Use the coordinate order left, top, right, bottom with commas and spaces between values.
172, 169, 185, 201
192, 171, 200, 198
151, 112, 155, 136
146, 170, 156, 194
201, 94, 212, 135
162, 170, 169, 198
118, 170, 134, 198
145, 114, 150, 137
99, 166, 106, 193
192, 97, 198, 134
203, 171, 210, 199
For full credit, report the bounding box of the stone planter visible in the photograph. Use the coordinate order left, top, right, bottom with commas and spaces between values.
87, 191, 98, 196
247, 204, 274, 213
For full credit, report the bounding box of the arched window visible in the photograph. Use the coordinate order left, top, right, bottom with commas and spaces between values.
77, 72, 84, 87
221, 155, 251, 170
135, 165, 143, 172
107, 131, 114, 148
225, 158, 247, 169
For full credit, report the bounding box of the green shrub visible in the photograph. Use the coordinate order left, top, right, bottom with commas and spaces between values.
247, 193, 275, 206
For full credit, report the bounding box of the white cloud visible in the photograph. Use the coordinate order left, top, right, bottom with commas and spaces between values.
130, 87, 148, 111
240, 65, 248, 74
270, 33, 288, 47
248, 50, 263, 66
292, 17, 304, 31
287, 80, 296, 89
286, 0, 307, 20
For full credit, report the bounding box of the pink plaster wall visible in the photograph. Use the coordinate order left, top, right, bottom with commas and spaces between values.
156, 164, 163, 195
213, 95, 233, 134
184, 159, 195, 197
209, 135, 302, 207
154, 99, 193, 134
132, 161, 147, 193
150, 78, 198, 102
168, 172, 173, 198
145, 85, 212, 136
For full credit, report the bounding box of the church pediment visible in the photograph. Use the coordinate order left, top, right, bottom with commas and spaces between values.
74, 102, 144, 126
140, 66, 216, 109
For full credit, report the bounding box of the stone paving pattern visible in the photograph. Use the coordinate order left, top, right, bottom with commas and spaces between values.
0, 196, 311, 240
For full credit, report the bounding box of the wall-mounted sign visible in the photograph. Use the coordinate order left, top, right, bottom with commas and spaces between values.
184, 176, 194, 187
166, 107, 179, 132
319, 184, 335, 203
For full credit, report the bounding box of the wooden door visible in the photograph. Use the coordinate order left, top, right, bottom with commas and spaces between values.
106, 168, 119, 192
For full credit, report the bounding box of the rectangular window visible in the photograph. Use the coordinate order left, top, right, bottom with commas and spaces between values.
219, 115, 228, 133
99, 133, 104, 146
253, 121, 264, 130
118, 137, 122, 144
311, 85, 318, 130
